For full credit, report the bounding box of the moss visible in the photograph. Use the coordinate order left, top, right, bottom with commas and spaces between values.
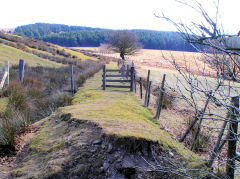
75, 164, 90, 174
29, 133, 48, 152
47, 142, 65, 152
11, 168, 25, 177
72, 89, 102, 104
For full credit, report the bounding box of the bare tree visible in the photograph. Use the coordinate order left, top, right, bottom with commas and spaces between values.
154, 0, 240, 177
108, 30, 142, 61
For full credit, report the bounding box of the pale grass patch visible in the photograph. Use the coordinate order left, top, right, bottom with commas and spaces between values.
0, 44, 62, 67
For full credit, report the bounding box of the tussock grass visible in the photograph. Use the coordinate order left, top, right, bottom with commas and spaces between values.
0, 58, 104, 152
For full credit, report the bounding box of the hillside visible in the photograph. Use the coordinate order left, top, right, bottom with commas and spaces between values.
8, 63, 208, 178
14, 23, 196, 52
0, 33, 110, 178
0, 31, 97, 65
0, 34, 211, 178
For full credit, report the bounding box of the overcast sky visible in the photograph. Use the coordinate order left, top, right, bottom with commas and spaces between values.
1, 0, 239, 34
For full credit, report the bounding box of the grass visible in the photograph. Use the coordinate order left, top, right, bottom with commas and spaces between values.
0, 44, 62, 67
57, 46, 97, 61
0, 98, 8, 113
29, 119, 67, 153
0, 58, 103, 151
11, 117, 71, 178
62, 62, 204, 168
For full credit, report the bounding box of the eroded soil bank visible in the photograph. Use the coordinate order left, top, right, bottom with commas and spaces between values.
9, 113, 196, 179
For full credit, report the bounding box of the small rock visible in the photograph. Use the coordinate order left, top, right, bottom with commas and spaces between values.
93, 139, 102, 145
90, 147, 97, 153
68, 135, 72, 141
101, 144, 106, 149
103, 162, 109, 170
107, 144, 113, 153
117, 158, 122, 163
169, 151, 174, 157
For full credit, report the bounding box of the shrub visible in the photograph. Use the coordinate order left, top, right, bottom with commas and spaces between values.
55, 94, 73, 107
186, 116, 210, 152
153, 88, 176, 109
0, 119, 16, 151
3, 81, 28, 111
0, 106, 30, 152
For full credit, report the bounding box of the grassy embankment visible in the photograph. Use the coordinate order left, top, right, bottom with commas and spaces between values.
66, 63, 204, 163
0, 43, 63, 115
0, 38, 105, 152
11, 62, 207, 178
0, 44, 62, 67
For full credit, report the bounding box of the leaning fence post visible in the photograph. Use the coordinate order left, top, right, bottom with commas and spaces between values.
134, 71, 137, 93
19, 59, 25, 83
70, 64, 75, 95
144, 70, 150, 106
139, 77, 143, 99
226, 96, 239, 179
130, 66, 134, 92
155, 74, 166, 119
102, 65, 106, 90
146, 81, 152, 107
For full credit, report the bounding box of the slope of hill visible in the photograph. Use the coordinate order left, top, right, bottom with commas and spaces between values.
14, 23, 197, 52
0, 44, 62, 67
0, 32, 110, 177
0, 31, 97, 65
9, 63, 208, 178
0, 34, 211, 178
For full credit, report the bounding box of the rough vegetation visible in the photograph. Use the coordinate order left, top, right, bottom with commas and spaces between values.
0, 31, 96, 66
0, 59, 104, 153
8, 63, 209, 178
0, 31, 214, 178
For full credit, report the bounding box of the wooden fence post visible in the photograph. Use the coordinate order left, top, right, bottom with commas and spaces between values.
126, 65, 130, 79
154, 74, 166, 119
102, 65, 106, 90
130, 66, 134, 92
19, 59, 25, 83
134, 71, 137, 93
70, 64, 75, 95
144, 70, 150, 106
207, 113, 229, 167
121, 64, 125, 77
226, 96, 239, 179
118, 59, 121, 67
146, 81, 152, 107
4, 61, 9, 85
139, 77, 143, 99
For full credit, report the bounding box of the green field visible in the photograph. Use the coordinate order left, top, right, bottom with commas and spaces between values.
0, 44, 63, 67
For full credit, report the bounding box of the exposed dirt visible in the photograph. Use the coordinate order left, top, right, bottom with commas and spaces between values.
4, 113, 197, 179
0, 123, 41, 178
